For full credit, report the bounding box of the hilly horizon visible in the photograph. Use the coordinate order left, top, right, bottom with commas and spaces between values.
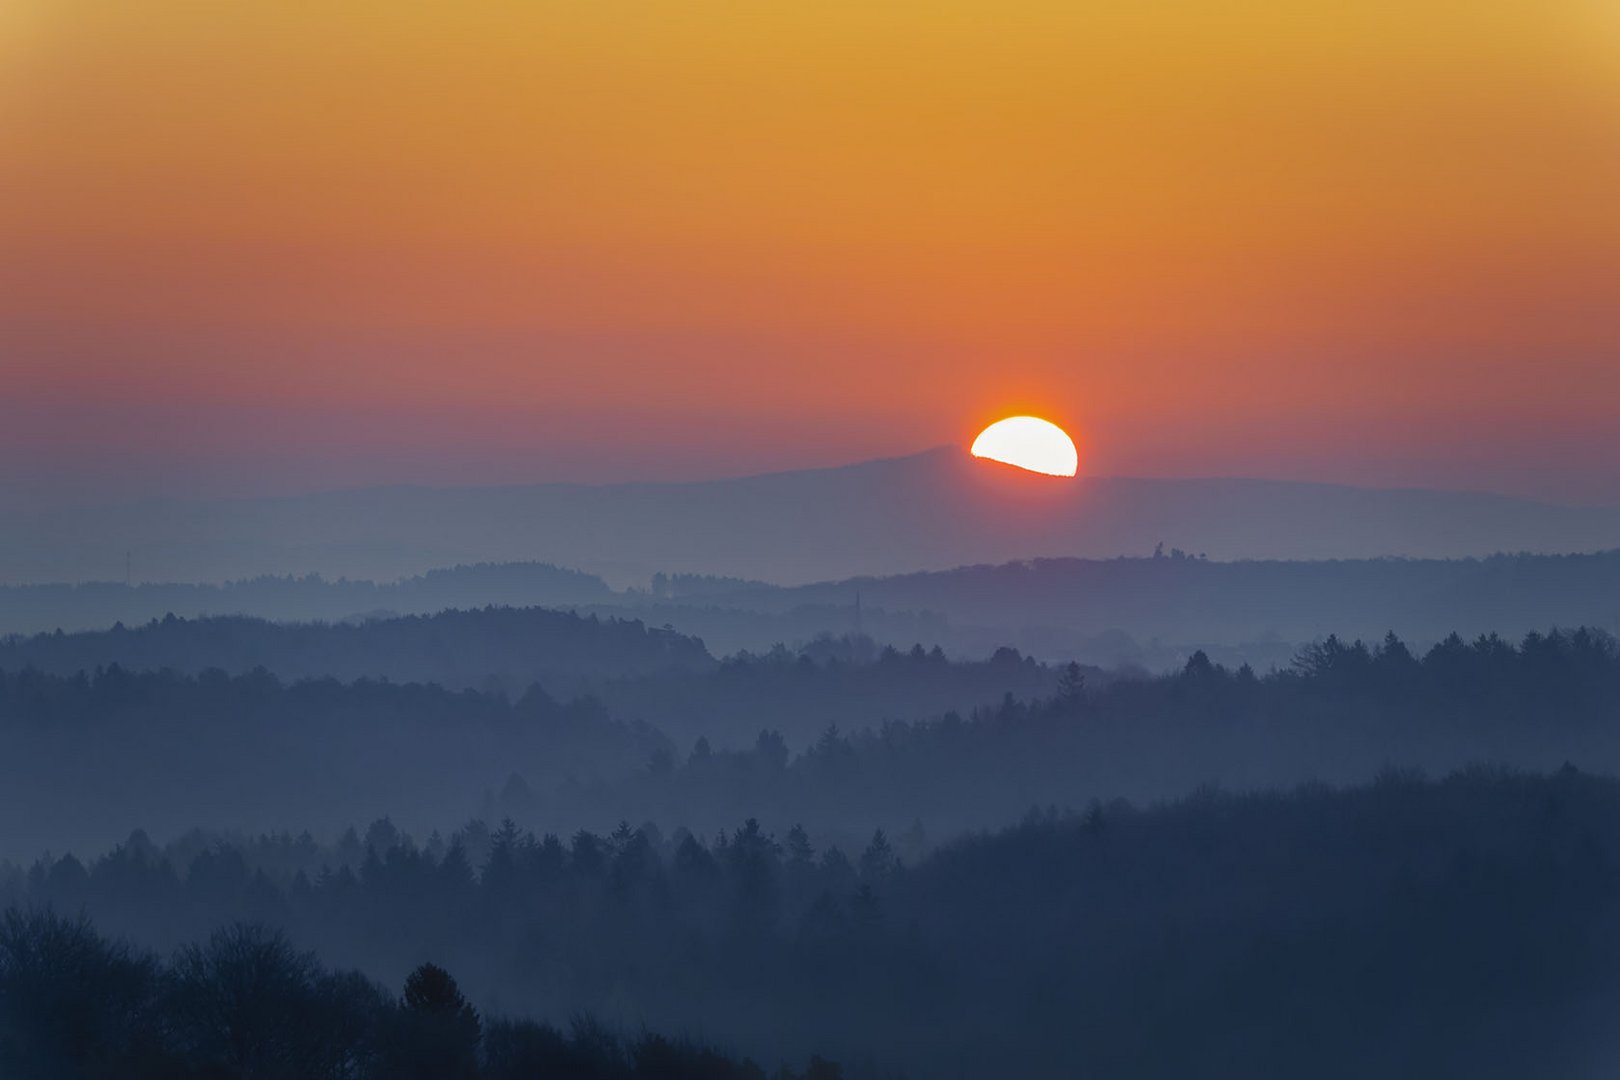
11, 6, 1620, 1074
6, 549, 1617, 679
6, 446, 1620, 588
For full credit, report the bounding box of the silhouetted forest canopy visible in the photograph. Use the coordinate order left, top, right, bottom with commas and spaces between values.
0, 665, 665, 859
702, 549, 1620, 666
0, 910, 841, 1079
0, 610, 1068, 749
557, 637, 1066, 749
6, 549, 1619, 672
0, 606, 713, 699
572, 602, 955, 670
2, 627, 1615, 862
9, 766, 1620, 1077
492, 626, 1620, 835
0, 562, 616, 636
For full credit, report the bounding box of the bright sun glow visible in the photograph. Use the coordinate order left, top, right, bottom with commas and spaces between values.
970, 416, 1078, 477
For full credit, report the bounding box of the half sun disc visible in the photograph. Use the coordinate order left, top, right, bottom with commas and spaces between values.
970, 416, 1078, 477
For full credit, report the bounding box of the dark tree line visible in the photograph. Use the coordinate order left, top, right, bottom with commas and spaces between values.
0, 664, 667, 859
3, 627, 1618, 858
0, 605, 713, 698
0, 562, 616, 637
707, 550, 1620, 658
488, 627, 1620, 835
0, 612, 1067, 748
590, 638, 1066, 749
7, 549, 1620, 668
0, 909, 842, 1079
8, 767, 1620, 1077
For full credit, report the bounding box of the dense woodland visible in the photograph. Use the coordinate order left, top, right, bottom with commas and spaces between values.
8, 767, 1620, 1077
3, 626, 1614, 857
0, 910, 842, 1079
0, 666, 663, 859
522, 626, 1620, 834
5, 587, 1620, 1075
0, 563, 616, 636
5, 550, 1619, 671
0, 611, 1066, 747
0, 606, 714, 699
11, 3, 1617, 1069
708, 549, 1620, 665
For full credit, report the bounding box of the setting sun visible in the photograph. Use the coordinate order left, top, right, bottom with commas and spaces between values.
970, 416, 1078, 477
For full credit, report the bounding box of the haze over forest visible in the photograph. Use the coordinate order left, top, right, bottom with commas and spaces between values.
6, 450, 1620, 1075
7, 0, 1620, 1075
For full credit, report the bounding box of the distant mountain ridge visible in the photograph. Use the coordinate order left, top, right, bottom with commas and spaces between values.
0, 561, 613, 636
0, 606, 713, 698
4, 447, 1620, 587
5, 549, 1620, 678
696, 549, 1620, 662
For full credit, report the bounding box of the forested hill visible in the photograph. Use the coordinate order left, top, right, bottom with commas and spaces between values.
0, 606, 714, 697
4, 627, 1616, 858
0, 611, 1070, 749
8, 551, 1620, 675
0, 561, 613, 636
486, 628, 1620, 835
697, 549, 1620, 653
0, 911, 836, 1080
590, 641, 1066, 750
0, 666, 667, 859
11, 767, 1620, 1078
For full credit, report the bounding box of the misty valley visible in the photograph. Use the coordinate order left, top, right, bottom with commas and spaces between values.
10, 3, 1620, 1072
4, 558, 1620, 1077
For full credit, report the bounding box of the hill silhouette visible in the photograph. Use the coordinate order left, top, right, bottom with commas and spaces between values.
689, 549, 1620, 666
0, 610, 1068, 749
0, 562, 613, 636
13, 766, 1620, 1078
0, 606, 713, 698
5, 448, 1619, 586
0, 665, 668, 859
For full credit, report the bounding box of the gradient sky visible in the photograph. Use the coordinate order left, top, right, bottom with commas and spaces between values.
2, 1, 1617, 503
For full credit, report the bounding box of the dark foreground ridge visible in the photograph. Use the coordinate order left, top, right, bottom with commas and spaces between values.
0, 910, 843, 1079
8, 766, 1620, 1078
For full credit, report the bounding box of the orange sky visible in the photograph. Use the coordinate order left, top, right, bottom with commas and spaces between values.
2, 1, 1618, 501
